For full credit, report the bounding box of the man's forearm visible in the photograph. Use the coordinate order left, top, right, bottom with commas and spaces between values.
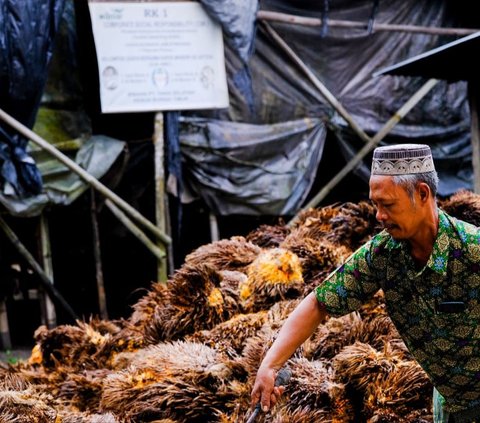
259, 291, 328, 370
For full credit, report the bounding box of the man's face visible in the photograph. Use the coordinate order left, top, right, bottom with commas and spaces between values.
369, 175, 420, 240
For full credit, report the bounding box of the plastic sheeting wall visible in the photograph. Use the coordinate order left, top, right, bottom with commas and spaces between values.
186, 0, 473, 214
179, 117, 327, 215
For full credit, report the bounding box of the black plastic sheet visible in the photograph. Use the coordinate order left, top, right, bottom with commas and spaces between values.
0, 0, 66, 196
190, 0, 473, 201
179, 117, 327, 215
199, 0, 258, 64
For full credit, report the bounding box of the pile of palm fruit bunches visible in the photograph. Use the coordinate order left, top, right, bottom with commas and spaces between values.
2, 190, 480, 423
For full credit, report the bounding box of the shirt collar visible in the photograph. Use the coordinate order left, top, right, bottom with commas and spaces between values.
384, 209, 450, 275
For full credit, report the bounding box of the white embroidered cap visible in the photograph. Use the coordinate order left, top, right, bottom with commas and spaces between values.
371, 144, 435, 176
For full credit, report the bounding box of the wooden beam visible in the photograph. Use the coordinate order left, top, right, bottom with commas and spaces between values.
0, 299, 11, 350
0, 216, 78, 321
0, 107, 171, 246
288, 78, 439, 226
105, 199, 166, 261
39, 213, 57, 328
258, 10, 479, 37
90, 190, 109, 319
262, 22, 371, 145
153, 112, 170, 281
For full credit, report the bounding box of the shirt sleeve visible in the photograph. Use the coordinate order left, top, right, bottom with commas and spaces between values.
315, 239, 382, 317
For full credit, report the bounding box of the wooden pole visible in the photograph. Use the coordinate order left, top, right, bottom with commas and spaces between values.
468, 82, 480, 194
261, 22, 372, 145
257, 10, 479, 37
288, 78, 439, 226
39, 213, 57, 328
153, 112, 169, 281
90, 190, 108, 319
0, 216, 78, 321
0, 299, 11, 350
209, 213, 220, 242
0, 107, 171, 246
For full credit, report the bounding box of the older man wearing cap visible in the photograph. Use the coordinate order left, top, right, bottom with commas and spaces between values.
250, 144, 480, 423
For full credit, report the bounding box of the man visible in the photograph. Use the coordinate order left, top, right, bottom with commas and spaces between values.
251, 144, 480, 423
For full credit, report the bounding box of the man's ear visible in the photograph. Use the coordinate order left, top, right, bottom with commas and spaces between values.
417, 183, 430, 202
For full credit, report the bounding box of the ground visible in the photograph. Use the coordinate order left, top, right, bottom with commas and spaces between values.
0, 348, 32, 365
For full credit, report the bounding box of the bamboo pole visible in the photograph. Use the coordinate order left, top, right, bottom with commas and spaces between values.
288, 78, 439, 226
0, 299, 11, 350
39, 213, 57, 328
209, 213, 220, 242
0, 107, 171, 246
468, 82, 480, 194
257, 10, 479, 37
91, 190, 108, 319
105, 199, 166, 261
153, 112, 169, 281
261, 22, 371, 145
0, 216, 78, 321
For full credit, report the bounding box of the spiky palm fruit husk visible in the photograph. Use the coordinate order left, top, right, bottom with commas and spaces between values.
0, 367, 31, 390
132, 264, 240, 345
265, 299, 301, 332
332, 341, 406, 393
100, 341, 240, 423
240, 326, 278, 378
245, 223, 290, 248
357, 290, 388, 319
186, 310, 268, 358
303, 312, 363, 360
128, 280, 172, 335
439, 189, 480, 227
285, 357, 355, 421
239, 248, 304, 313
290, 204, 342, 231
0, 387, 58, 422
218, 269, 247, 304
354, 314, 404, 353
56, 409, 120, 423
270, 406, 333, 423
367, 409, 433, 423
32, 319, 123, 371
326, 201, 379, 250
56, 368, 113, 413
34, 324, 105, 369
129, 270, 245, 345
184, 236, 262, 273
281, 233, 351, 283
363, 360, 432, 419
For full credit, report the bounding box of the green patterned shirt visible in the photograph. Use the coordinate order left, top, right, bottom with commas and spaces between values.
316, 209, 480, 413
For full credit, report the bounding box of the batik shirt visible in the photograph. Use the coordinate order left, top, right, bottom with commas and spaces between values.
316, 209, 480, 414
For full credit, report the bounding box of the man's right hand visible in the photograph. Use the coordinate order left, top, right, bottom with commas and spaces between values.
250, 366, 285, 412
249, 292, 327, 411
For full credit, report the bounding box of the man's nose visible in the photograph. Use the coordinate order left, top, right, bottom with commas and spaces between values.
375, 208, 387, 221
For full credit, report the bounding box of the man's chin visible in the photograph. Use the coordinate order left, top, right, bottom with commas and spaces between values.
385, 226, 401, 237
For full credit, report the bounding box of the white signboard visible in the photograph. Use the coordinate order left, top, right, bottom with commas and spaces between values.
88, 2, 229, 113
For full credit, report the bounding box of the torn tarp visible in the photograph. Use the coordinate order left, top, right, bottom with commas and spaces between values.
0, 134, 127, 217
178, 117, 326, 216
199, 0, 258, 63
199, 0, 259, 115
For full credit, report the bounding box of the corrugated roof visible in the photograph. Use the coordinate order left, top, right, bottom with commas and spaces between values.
372, 31, 480, 82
